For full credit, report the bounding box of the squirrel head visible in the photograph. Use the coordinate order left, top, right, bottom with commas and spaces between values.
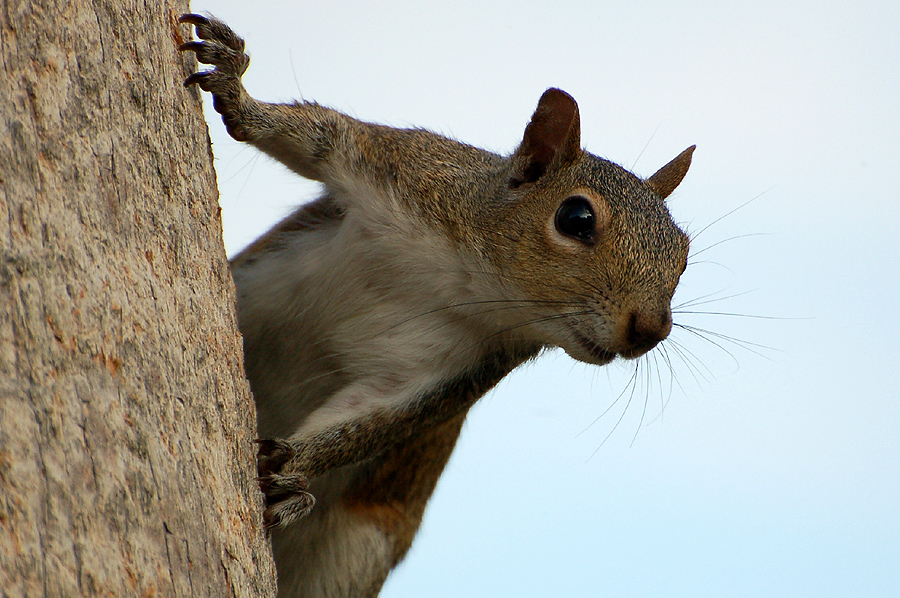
483, 88, 694, 365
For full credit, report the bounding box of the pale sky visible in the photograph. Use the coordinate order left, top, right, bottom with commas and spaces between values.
195, 1, 899, 596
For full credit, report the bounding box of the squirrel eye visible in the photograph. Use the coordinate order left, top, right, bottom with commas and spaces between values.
555, 196, 596, 243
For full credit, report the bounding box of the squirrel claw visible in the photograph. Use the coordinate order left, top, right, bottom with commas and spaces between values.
256, 437, 296, 477
179, 13, 246, 52
264, 490, 316, 529
255, 440, 316, 525
182, 70, 209, 89
178, 40, 204, 53
258, 472, 310, 498
258, 471, 316, 528
178, 13, 251, 142
178, 13, 209, 26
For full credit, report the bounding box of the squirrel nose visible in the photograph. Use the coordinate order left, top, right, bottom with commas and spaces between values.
624, 308, 672, 356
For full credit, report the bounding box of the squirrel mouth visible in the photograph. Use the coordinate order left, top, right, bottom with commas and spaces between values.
569, 329, 616, 365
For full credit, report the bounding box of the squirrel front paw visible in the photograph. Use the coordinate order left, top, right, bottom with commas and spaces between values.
256, 438, 316, 529
178, 14, 253, 141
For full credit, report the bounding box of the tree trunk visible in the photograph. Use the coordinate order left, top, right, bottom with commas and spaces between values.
0, 1, 277, 596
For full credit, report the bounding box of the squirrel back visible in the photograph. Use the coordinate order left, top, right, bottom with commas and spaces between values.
181, 14, 693, 598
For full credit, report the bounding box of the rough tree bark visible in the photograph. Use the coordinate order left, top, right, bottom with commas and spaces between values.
0, 1, 277, 596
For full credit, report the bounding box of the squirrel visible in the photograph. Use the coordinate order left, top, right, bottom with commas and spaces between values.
180, 14, 694, 598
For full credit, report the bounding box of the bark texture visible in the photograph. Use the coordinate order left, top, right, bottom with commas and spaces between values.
0, 1, 277, 596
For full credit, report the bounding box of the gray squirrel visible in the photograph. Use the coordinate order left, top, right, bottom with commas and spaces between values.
180, 14, 694, 598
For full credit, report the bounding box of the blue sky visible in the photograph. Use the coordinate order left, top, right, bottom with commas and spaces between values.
196, 1, 899, 595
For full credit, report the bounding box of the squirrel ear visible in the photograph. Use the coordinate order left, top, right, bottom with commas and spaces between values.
511, 88, 581, 186
646, 145, 696, 199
